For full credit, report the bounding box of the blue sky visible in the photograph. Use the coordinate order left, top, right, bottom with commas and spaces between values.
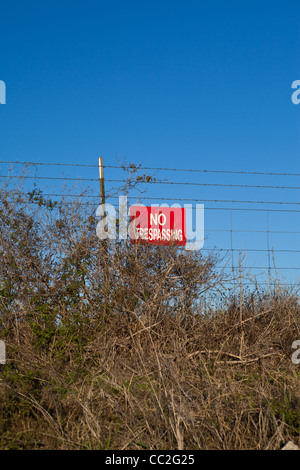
0, 0, 299, 283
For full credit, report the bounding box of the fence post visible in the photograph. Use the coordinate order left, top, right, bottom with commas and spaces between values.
99, 157, 105, 206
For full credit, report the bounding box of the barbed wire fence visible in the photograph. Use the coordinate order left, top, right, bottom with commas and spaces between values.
0, 159, 299, 292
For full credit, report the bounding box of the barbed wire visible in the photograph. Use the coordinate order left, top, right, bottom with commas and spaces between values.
0, 174, 299, 190
201, 248, 300, 253
214, 266, 300, 270
1, 190, 300, 206
205, 229, 300, 234
2, 196, 300, 235
1, 160, 300, 177
118, 195, 300, 205
1, 196, 300, 213
1, 197, 299, 260
0, 163, 299, 278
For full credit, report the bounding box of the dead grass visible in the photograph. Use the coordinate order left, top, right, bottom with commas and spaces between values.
0, 177, 299, 450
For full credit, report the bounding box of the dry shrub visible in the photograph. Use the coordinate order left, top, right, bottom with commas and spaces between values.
0, 178, 299, 450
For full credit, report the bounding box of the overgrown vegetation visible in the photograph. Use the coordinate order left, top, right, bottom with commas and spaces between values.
0, 174, 299, 450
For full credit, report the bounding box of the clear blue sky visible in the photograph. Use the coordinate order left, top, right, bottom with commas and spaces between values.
0, 0, 299, 283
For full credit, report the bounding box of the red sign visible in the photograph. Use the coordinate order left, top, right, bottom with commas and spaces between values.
129, 206, 186, 246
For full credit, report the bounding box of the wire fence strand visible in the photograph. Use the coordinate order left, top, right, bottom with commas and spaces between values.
1, 159, 300, 177
0, 160, 299, 283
